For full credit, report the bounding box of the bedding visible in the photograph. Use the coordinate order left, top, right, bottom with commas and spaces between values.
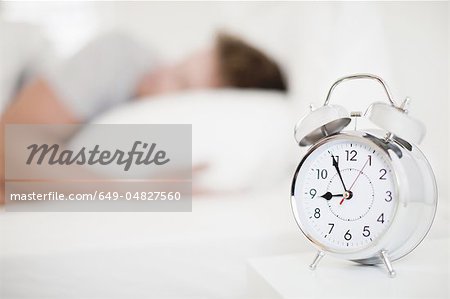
71, 89, 299, 192
0, 181, 307, 298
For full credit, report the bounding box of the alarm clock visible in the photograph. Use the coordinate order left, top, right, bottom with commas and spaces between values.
290, 74, 437, 277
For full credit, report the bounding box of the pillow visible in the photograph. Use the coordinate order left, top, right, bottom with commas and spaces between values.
72, 89, 297, 192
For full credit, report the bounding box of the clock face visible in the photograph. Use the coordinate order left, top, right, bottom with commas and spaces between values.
292, 137, 397, 252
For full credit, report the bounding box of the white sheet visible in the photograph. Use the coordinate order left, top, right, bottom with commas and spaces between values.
0, 181, 307, 298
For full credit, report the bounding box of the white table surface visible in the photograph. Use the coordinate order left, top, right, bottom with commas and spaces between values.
247, 237, 450, 299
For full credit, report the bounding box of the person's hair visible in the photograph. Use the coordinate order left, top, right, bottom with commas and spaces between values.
215, 32, 287, 92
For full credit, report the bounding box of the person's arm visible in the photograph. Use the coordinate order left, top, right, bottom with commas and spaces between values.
3, 78, 80, 124
0, 78, 80, 204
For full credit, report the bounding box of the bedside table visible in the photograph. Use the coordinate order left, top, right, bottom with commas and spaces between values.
247, 237, 449, 299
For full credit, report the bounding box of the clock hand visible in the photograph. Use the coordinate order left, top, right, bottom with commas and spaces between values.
320, 192, 344, 201
331, 154, 348, 191
339, 157, 370, 205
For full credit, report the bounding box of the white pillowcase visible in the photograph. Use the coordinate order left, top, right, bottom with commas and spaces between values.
73, 89, 297, 192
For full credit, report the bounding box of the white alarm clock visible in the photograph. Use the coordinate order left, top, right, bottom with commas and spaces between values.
291, 74, 437, 277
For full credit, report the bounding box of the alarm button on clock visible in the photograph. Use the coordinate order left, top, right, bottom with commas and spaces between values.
294, 105, 351, 146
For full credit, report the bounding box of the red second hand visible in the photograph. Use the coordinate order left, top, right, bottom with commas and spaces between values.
339, 158, 370, 205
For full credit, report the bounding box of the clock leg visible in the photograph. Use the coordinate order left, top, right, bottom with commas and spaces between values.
309, 250, 325, 270
380, 250, 396, 278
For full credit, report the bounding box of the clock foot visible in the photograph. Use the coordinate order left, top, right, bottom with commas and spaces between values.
380, 250, 396, 278
309, 250, 325, 270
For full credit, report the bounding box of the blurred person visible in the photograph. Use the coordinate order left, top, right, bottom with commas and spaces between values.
3, 32, 287, 124
0, 31, 287, 203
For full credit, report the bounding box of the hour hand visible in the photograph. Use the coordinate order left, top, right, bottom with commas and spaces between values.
320, 192, 344, 201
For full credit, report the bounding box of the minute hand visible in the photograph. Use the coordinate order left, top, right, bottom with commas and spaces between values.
332, 155, 348, 191
339, 157, 370, 205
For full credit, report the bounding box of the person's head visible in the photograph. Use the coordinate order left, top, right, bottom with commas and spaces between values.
136, 32, 287, 97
